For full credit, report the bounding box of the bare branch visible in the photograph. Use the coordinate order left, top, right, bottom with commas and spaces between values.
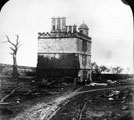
10, 53, 14, 55
18, 41, 21, 45
18, 44, 23, 48
15, 34, 19, 45
5, 35, 16, 47
10, 47, 15, 52
0, 41, 8, 43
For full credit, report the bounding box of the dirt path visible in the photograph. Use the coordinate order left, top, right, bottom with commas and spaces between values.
10, 86, 83, 120
77, 85, 134, 94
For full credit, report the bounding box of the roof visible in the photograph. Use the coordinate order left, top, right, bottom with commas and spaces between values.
79, 23, 89, 30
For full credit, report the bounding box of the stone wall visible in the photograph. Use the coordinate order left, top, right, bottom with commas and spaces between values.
37, 53, 80, 78
76, 38, 91, 55
38, 37, 77, 53
37, 34, 91, 79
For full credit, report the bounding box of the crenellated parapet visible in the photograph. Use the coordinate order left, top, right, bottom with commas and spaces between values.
38, 31, 77, 39
38, 32, 51, 38
38, 31, 91, 43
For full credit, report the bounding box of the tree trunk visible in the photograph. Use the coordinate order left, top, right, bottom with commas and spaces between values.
12, 54, 18, 84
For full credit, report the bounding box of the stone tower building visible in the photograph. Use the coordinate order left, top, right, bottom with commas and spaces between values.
37, 17, 92, 83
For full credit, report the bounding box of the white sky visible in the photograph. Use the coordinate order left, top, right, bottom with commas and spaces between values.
0, 0, 133, 73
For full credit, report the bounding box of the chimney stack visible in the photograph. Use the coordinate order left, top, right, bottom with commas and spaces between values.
57, 17, 61, 31
51, 17, 56, 31
61, 17, 66, 32
69, 26, 72, 33
51, 17, 67, 33
73, 24, 77, 33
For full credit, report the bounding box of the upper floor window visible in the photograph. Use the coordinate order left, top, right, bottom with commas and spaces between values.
82, 41, 87, 52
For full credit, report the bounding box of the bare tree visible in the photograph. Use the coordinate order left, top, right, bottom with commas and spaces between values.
0, 35, 22, 103
5, 35, 22, 83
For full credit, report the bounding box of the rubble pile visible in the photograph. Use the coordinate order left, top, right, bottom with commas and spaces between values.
101, 87, 133, 102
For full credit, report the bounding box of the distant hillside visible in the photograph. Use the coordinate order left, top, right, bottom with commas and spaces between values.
0, 63, 36, 76
0, 63, 36, 69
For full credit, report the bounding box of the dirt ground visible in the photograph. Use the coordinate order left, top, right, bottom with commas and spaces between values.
51, 86, 134, 120
0, 81, 134, 120
0, 84, 81, 120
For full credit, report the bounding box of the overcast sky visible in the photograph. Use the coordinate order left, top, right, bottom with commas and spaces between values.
0, 0, 133, 73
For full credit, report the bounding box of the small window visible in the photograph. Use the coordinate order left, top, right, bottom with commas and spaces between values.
52, 25, 55, 30
82, 55, 87, 66
82, 41, 87, 52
